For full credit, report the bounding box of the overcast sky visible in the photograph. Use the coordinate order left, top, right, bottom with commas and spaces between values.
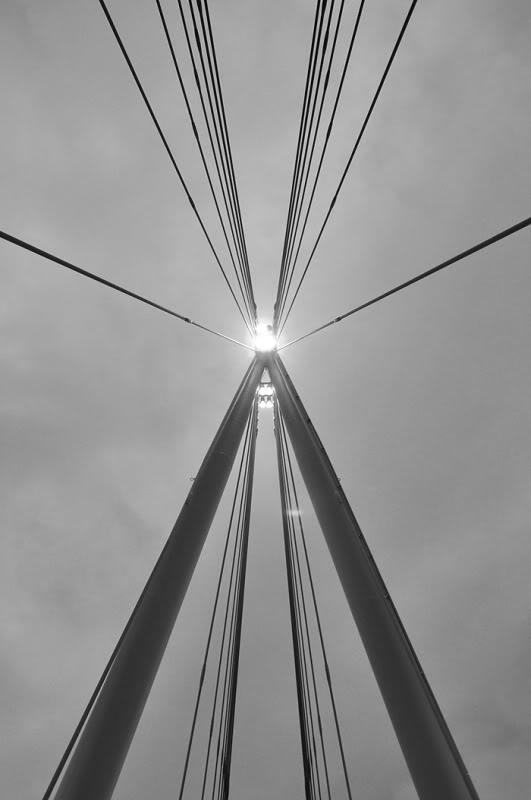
1, 1, 530, 798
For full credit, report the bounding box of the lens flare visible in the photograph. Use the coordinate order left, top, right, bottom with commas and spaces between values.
254, 323, 277, 352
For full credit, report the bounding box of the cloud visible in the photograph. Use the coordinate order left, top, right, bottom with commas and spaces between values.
1, 1, 530, 798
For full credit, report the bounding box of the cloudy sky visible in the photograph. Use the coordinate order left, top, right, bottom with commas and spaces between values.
1, 0, 530, 798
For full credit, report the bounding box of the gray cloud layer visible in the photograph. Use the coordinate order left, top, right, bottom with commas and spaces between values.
1, 1, 530, 798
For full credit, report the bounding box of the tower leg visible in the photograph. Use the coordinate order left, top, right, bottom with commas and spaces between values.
268, 354, 479, 800
55, 356, 263, 800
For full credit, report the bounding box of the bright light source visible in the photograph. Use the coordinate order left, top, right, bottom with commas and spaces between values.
254, 323, 277, 352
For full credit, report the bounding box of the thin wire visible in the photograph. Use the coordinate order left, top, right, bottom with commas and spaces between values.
278, 405, 336, 800
176, 412, 253, 800
281, 0, 332, 270
279, 0, 419, 334
284, 455, 323, 800
280, 413, 353, 800
276, 407, 315, 800
280, 415, 330, 800
280, 0, 329, 282
201, 0, 257, 322
278, 214, 531, 350
98, 0, 252, 335
289, 524, 320, 800
276, 0, 367, 327
154, 0, 254, 330
0, 230, 254, 351
180, 0, 256, 328
282, 434, 332, 800
172, 0, 253, 329
277, 0, 341, 327
280, 0, 344, 291
200, 419, 253, 800
212, 524, 244, 800
204, 447, 248, 800
181, 0, 255, 326
217, 402, 256, 800
210, 406, 255, 800
275, 0, 325, 322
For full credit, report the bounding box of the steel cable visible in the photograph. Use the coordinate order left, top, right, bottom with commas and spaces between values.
154, 0, 254, 330
280, 412, 354, 800
0, 230, 253, 350
173, 0, 253, 328
183, 0, 253, 320
176, 411, 253, 800
200, 0, 256, 321
277, 0, 341, 328
279, 0, 419, 334
279, 413, 331, 800
200, 445, 250, 800
196, 402, 256, 800
275, 0, 325, 322
276, 0, 367, 328
211, 403, 256, 800
178, 0, 256, 328
276, 413, 316, 800
279, 214, 531, 351
98, 0, 252, 334
277, 404, 340, 800
280, 0, 344, 295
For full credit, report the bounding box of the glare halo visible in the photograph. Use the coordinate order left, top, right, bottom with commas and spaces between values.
254, 322, 277, 352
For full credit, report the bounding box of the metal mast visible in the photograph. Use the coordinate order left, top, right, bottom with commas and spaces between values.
53, 356, 263, 800
268, 353, 480, 800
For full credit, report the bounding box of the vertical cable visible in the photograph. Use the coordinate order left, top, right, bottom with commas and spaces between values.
176, 411, 253, 800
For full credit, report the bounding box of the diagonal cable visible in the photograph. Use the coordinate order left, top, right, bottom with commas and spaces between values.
279, 412, 331, 800
1, 230, 253, 351
280, 412, 353, 800
278, 0, 341, 327
278, 214, 531, 350
98, 0, 252, 334
199, 403, 256, 800
178, 0, 256, 328
279, 0, 419, 334
275, 405, 316, 800
200, 0, 257, 323
199, 463, 247, 800
176, 411, 253, 800
154, 0, 254, 330
210, 402, 256, 800
179, 0, 255, 326
275, 0, 327, 324
173, 0, 253, 326
276, 0, 367, 328
280, 0, 344, 292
